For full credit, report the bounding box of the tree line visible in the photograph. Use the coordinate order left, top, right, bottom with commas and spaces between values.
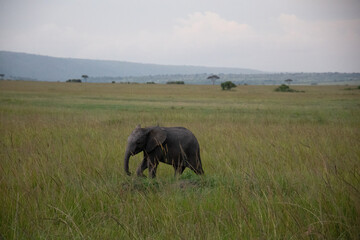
87, 72, 360, 85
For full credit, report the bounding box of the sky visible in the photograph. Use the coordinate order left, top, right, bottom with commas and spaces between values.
0, 0, 360, 72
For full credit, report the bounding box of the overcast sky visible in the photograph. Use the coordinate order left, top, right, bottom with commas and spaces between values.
1, 0, 359, 72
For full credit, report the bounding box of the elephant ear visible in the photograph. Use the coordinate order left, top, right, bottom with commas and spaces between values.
146, 127, 167, 153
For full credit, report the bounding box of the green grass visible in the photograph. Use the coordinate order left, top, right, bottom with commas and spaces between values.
1, 81, 359, 239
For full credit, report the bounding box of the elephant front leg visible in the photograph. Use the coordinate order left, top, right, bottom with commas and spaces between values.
148, 158, 159, 178
136, 156, 148, 177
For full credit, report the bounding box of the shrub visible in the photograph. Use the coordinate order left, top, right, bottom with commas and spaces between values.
221, 81, 236, 90
344, 86, 360, 90
66, 79, 82, 83
166, 81, 184, 84
275, 84, 292, 92
275, 84, 304, 92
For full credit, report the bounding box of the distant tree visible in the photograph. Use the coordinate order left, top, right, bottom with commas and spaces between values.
285, 79, 293, 85
221, 81, 236, 90
0, 74, 4, 80
207, 75, 220, 85
82, 75, 88, 83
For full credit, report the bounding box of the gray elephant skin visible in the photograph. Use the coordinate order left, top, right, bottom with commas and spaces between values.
124, 125, 204, 178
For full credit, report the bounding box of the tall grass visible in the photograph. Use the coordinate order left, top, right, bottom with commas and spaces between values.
1, 81, 359, 239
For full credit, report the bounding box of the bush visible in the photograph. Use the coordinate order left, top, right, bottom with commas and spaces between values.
166, 81, 184, 84
221, 81, 236, 90
275, 84, 303, 92
66, 79, 82, 83
344, 86, 360, 90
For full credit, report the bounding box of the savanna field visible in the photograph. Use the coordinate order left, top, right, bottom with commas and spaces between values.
0, 80, 359, 239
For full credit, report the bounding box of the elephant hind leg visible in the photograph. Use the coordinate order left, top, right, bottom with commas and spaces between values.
174, 166, 186, 177
186, 162, 204, 175
193, 166, 204, 175
187, 151, 204, 175
195, 149, 204, 175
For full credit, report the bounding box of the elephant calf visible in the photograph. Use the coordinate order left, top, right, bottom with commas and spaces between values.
124, 125, 204, 178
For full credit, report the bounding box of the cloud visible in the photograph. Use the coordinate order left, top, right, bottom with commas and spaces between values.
173, 12, 253, 46
276, 13, 360, 48
121, 11, 360, 71
273, 13, 360, 66
78, 11, 257, 65
2, 9, 359, 71
142, 11, 258, 67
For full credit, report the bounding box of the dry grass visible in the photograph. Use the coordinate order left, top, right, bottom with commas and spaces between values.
1, 81, 359, 239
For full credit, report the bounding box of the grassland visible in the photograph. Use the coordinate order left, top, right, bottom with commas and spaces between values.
1, 81, 359, 239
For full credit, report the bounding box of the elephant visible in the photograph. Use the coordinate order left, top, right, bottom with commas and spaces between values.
124, 125, 204, 178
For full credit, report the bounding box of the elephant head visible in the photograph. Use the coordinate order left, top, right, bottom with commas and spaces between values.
124, 125, 167, 175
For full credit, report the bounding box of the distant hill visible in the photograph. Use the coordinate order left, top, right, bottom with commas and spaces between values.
0, 51, 262, 82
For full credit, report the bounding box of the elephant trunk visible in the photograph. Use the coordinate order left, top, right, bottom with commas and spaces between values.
124, 148, 131, 176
